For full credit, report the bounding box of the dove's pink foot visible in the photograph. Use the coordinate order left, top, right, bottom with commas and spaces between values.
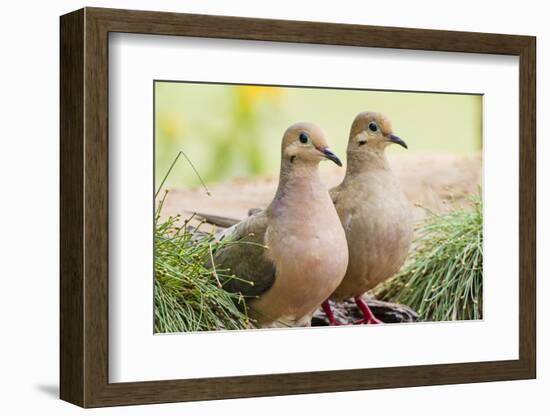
322, 300, 343, 326
354, 296, 383, 324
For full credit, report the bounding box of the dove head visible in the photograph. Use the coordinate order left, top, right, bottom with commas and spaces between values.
281, 122, 342, 167
348, 112, 407, 153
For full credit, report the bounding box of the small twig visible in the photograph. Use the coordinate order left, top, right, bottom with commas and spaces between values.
155, 150, 211, 199
208, 243, 222, 288
179, 150, 211, 196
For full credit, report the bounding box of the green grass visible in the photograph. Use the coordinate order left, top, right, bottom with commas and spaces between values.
154, 193, 253, 333
154, 152, 253, 333
375, 198, 483, 321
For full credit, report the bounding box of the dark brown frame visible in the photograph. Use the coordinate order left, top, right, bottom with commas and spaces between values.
60, 7, 536, 408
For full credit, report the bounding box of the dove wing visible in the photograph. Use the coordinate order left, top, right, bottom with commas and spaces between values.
214, 211, 276, 298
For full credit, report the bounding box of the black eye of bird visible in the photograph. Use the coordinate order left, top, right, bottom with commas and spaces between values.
299, 133, 309, 144
368, 122, 378, 132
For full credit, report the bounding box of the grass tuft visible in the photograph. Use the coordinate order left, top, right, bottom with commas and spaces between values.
154, 150, 253, 333
375, 197, 483, 321
154, 191, 253, 333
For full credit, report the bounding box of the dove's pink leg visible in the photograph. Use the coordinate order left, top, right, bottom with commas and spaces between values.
354, 296, 383, 324
322, 300, 342, 326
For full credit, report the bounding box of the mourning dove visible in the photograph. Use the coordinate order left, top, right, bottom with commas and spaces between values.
322, 112, 413, 324
213, 122, 349, 328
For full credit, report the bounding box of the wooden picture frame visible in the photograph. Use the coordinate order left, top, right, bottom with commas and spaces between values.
60, 7, 536, 408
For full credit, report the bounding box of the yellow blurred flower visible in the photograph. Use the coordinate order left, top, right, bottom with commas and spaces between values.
158, 111, 185, 139
237, 86, 284, 110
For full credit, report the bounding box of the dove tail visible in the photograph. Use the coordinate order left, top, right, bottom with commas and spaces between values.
194, 213, 240, 228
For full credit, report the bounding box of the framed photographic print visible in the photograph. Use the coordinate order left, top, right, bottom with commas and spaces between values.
60, 7, 536, 408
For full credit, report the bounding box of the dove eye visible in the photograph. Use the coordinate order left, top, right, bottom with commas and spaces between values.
299, 133, 310, 144
368, 122, 378, 132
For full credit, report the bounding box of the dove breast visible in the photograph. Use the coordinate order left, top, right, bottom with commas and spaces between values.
329, 169, 413, 301
253, 188, 348, 327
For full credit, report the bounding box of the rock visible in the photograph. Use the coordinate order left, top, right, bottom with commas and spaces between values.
311, 295, 419, 326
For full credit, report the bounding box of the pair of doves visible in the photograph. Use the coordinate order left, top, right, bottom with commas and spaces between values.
209, 112, 413, 328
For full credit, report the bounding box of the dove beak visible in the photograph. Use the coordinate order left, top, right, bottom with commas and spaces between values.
320, 147, 343, 167
388, 134, 408, 149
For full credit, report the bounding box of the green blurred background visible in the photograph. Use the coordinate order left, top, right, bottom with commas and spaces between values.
155, 82, 482, 188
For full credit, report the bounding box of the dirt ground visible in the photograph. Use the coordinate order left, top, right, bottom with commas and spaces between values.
160, 152, 482, 229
